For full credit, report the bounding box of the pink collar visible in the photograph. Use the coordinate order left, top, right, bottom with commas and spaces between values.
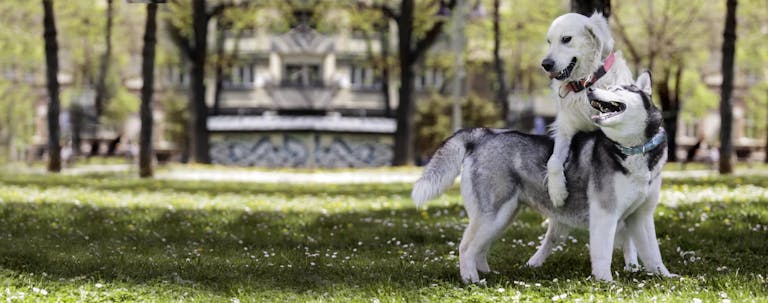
564, 52, 616, 93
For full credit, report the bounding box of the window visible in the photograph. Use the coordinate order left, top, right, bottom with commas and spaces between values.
744, 112, 758, 139
415, 68, 444, 91
350, 65, 381, 90
683, 120, 698, 138
166, 66, 188, 87
282, 64, 322, 87
223, 63, 256, 89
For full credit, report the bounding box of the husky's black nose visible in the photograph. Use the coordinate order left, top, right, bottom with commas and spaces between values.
541, 58, 555, 71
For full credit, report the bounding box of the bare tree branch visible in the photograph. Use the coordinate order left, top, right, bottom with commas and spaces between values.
357, 1, 400, 22
412, 0, 456, 60
166, 20, 195, 60
206, 0, 257, 22
611, 11, 642, 68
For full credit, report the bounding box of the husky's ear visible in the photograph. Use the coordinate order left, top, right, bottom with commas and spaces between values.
636, 71, 652, 96
586, 12, 614, 60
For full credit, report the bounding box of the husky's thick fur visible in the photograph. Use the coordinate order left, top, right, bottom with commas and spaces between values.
412, 73, 675, 283
542, 12, 634, 207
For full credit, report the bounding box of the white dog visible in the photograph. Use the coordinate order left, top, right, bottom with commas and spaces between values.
542, 12, 634, 207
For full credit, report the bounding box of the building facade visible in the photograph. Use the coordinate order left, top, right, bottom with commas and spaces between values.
202, 9, 397, 168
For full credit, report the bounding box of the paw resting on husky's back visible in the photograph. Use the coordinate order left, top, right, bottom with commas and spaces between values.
546, 157, 568, 207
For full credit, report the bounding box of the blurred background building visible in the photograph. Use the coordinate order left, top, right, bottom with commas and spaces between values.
5, 0, 767, 167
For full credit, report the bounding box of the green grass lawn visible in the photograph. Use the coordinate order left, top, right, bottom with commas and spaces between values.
0, 171, 765, 302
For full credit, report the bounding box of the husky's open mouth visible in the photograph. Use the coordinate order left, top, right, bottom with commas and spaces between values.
589, 98, 626, 121
549, 57, 577, 80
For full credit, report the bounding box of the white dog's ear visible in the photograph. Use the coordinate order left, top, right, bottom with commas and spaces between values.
636, 71, 652, 96
586, 12, 614, 60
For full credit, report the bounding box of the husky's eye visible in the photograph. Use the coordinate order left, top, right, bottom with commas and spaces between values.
561, 36, 572, 44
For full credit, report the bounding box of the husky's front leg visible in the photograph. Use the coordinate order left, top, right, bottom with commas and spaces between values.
547, 133, 571, 207
589, 205, 618, 281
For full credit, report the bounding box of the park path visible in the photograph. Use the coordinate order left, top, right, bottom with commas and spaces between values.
155, 168, 421, 184
7, 163, 767, 184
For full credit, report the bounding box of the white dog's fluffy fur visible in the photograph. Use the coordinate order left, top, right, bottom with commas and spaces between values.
543, 12, 634, 207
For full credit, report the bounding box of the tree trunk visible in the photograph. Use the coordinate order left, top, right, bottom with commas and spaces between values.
393, 0, 416, 166
492, 0, 510, 125
94, 0, 113, 118
139, 2, 158, 178
380, 23, 392, 117
190, 0, 211, 164
657, 65, 681, 162
719, 0, 737, 174
70, 103, 83, 156
42, 0, 61, 173
212, 17, 224, 116
391, 0, 454, 166
670, 63, 683, 161
571, 0, 611, 18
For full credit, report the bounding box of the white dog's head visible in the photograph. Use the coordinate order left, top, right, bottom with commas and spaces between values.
541, 12, 614, 82
587, 72, 662, 146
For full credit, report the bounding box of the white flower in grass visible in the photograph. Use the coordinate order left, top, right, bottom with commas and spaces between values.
551, 294, 567, 301
95, 283, 104, 288
693, 299, 702, 303
497, 288, 505, 293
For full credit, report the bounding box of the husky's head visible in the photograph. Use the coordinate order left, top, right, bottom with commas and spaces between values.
587, 72, 662, 146
541, 12, 614, 81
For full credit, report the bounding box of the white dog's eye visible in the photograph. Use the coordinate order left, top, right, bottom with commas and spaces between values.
561, 36, 572, 44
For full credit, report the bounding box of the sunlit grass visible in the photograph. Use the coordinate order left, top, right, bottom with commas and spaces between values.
0, 171, 765, 301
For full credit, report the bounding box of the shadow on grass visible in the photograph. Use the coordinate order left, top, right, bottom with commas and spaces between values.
0, 197, 765, 294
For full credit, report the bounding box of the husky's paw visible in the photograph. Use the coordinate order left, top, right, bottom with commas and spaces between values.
649, 266, 678, 278
460, 260, 481, 284
460, 271, 481, 284
526, 257, 545, 268
623, 263, 641, 272
591, 270, 614, 282
546, 171, 568, 207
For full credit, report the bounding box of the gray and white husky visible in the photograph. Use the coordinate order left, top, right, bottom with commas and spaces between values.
412, 72, 676, 283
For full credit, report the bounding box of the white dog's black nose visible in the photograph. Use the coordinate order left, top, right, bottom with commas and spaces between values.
541, 58, 555, 71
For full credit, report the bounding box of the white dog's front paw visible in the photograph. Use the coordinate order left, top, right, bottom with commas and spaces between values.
547, 171, 568, 207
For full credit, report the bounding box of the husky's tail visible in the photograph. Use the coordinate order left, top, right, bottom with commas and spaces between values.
412, 128, 487, 208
